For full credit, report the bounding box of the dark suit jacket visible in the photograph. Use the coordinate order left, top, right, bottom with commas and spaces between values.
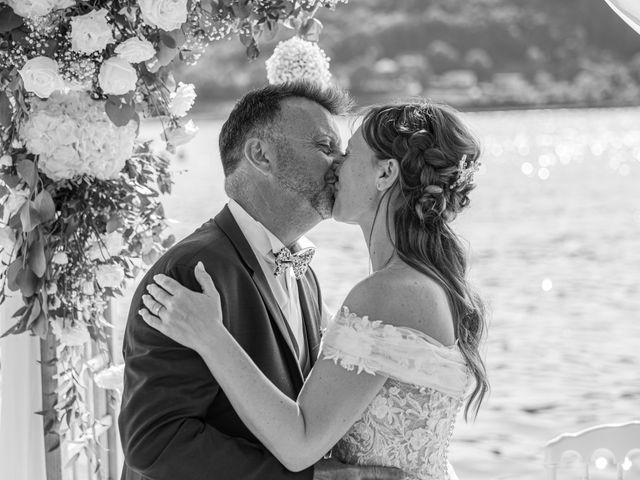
119, 206, 323, 480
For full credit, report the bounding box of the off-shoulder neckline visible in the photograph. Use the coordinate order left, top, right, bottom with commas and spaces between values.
337, 306, 459, 350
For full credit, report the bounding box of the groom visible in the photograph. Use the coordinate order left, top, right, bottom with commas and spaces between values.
119, 82, 398, 480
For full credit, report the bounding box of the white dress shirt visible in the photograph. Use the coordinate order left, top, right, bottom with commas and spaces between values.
228, 200, 312, 365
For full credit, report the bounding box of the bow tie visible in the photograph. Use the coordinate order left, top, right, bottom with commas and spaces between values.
272, 246, 315, 279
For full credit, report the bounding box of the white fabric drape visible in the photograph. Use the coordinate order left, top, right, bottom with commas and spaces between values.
0, 296, 46, 480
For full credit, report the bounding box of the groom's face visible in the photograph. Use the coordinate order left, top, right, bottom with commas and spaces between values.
270, 99, 342, 219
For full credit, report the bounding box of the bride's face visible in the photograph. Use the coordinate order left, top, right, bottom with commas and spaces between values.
332, 126, 381, 224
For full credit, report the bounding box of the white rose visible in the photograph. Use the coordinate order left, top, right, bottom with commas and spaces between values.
139, 0, 188, 31
19, 57, 64, 98
70, 8, 114, 54
98, 57, 138, 95
168, 82, 196, 117
163, 119, 198, 147
94, 364, 124, 391
95, 264, 125, 288
115, 37, 156, 63
87, 232, 124, 261
0, 155, 12, 167
50, 317, 90, 347
3, 0, 73, 18
52, 251, 69, 265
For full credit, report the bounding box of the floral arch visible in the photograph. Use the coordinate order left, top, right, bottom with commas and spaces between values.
0, 1, 346, 478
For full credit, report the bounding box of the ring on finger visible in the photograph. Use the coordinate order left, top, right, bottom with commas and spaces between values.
154, 303, 162, 315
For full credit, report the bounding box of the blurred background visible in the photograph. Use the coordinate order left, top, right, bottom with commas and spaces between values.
180, 0, 640, 115
130, 1, 640, 479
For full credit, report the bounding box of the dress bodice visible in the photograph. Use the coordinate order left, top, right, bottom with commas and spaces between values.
321, 307, 469, 480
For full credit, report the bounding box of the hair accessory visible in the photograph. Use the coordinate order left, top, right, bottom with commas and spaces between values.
450, 154, 480, 190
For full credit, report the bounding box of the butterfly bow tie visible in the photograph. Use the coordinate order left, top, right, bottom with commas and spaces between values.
273, 247, 315, 279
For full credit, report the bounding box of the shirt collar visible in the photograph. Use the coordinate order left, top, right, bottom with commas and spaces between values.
227, 200, 315, 258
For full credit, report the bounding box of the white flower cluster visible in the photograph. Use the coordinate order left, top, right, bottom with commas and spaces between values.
1, 0, 74, 18
20, 91, 136, 180
266, 37, 332, 88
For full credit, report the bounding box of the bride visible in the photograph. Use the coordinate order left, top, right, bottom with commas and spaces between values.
140, 101, 489, 479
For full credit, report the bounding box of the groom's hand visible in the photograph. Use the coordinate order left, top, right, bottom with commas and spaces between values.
313, 458, 404, 480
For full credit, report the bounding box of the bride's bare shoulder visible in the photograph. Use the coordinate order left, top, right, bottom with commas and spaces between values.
342, 268, 455, 344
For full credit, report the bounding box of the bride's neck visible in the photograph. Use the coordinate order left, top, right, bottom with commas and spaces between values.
359, 197, 399, 272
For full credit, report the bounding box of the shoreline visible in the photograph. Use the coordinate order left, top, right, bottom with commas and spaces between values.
187, 99, 640, 121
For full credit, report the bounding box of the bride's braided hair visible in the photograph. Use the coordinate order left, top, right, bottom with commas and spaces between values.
362, 102, 488, 420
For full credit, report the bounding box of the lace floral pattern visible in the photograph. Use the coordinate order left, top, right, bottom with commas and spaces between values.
321, 307, 469, 480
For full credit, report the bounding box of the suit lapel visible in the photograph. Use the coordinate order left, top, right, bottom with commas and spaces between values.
297, 275, 321, 368
214, 206, 304, 386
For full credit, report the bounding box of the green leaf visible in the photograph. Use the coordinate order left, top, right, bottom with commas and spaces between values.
26, 298, 41, 327
7, 257, 22, 291
17, 267, 38, 297
0, 91, 12, 128
0, 5, 23, 34
260, 20, 279, 42
105, 99, 135, 127
106, 215, 123, 233
231, 0, 251, 19
33, 190, 55, 222
16, 159, 37, 189
0, 318, 27, 338
20, 201, 42, 232
31, 312, 47, 338
1, 173, 20, 188
29, 238, 46, 278
160, 31, 177, 49
246, 40, 260, 60
299, 18, 323, 42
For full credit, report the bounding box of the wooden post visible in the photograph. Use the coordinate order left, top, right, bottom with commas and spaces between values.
40, 333, 63, 480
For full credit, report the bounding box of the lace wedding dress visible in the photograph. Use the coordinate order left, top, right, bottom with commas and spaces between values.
321, 307, 470, 480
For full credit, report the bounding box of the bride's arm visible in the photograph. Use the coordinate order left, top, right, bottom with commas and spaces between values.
140, 263, 387, 472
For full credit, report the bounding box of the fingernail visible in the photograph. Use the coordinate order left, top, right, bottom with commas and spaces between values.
196, 261, 204, 269
138, 309, 144, 315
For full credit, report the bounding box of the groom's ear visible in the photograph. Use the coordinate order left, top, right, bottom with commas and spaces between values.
243, 137, 276, 176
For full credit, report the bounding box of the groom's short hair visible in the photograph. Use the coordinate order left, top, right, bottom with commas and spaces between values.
219, 81, 352, 176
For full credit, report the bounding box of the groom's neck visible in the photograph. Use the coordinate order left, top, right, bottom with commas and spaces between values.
230, 193, 320, 247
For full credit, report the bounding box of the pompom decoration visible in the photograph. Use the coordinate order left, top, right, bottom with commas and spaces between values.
266, 36, 332, 88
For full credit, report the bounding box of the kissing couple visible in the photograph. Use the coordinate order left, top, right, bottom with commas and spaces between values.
118, 81, 489, 480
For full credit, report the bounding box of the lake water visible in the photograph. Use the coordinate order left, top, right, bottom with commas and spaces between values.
2, 107, 639, 479
152, 107, 640, 480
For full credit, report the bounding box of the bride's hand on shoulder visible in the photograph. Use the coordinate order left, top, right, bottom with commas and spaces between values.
140, 261, 222, 353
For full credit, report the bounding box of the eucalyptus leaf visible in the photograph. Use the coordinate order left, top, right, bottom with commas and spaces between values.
16, 159, 37, 189
0, 5, 23, 33
105, 100, 135, 127
29, 238, 47, 278
231, 0, 251, 19
0, 91, 12, 127
26, 297, 41, 327
20, 202, 42, 232
17, 267, 38, 297
1, 173, 20, 188
34, 189, 55, 222
160, 31, 177, 49
31, 312, 48, 338
7, 257, 22, 291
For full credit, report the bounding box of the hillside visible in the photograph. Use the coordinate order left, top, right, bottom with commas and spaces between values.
180, 0, 640, 110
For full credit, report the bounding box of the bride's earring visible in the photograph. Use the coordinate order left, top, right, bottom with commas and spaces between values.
376, 180, 384, 191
